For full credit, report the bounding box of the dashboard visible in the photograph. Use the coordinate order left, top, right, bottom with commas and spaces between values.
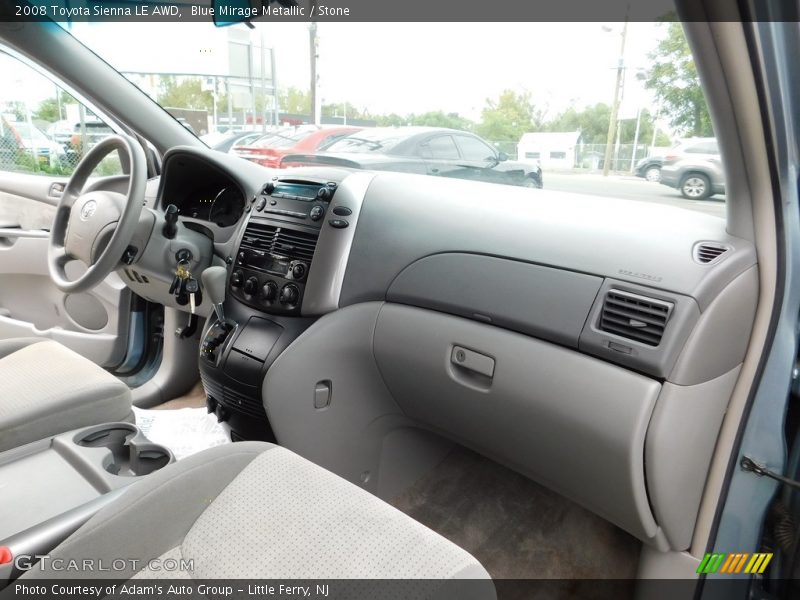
125, 145, 759, 554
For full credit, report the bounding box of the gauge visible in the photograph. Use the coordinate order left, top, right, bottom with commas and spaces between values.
209, 186, 245, 227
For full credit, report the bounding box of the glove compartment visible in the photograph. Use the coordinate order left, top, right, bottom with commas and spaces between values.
373, 303, 664, 545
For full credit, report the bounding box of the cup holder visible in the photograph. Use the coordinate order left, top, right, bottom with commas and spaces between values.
75, 423, 173, 477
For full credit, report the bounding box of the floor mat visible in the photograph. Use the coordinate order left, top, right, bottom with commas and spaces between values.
391, 447, 641, 582
132, 406, 230, 460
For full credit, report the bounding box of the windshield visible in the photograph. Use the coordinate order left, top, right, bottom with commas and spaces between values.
321, 129, 409, 154
3, 19, 722, 216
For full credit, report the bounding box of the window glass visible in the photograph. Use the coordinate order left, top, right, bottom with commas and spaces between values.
456, 135, 496, 161
0, 50, 122, 178
425, 135, 459, 160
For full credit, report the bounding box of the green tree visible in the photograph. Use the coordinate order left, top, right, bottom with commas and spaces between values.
645, 23, 713, 137
476, 90, 544, 142
373, 113, 408, 127
545, 103, 612, 144
280, 86, 311, 114
158, 77, 213, 111
407, 111, 473, 131
33, 93, 77, 122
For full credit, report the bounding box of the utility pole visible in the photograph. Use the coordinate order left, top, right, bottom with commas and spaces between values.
602, 19, 628, 177
270, 48, 279, 126
260, 32, 267, 133
629, 107, 642, 172
309, 22, 320, 125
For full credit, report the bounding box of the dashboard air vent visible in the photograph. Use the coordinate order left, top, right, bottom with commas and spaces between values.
240, 221, 318, 263
599, 290, 673, 347
693, 242, 731, 264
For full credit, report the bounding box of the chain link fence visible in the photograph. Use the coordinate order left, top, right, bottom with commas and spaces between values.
575, 143, 651, 172
1, 116, 122, 177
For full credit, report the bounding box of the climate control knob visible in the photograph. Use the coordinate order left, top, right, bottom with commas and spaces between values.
260, 280, 278, 302
279, 284, 300, 306
243, 276, 259, 296
230, 269, 244, 288
291, 262, 307, 280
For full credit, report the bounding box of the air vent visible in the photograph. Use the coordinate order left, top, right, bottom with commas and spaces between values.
693, 242, 731, 264
599, 290, 673, 347
240, 221, 318, 263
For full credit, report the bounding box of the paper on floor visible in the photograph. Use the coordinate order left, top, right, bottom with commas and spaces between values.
132, 406, 231, 460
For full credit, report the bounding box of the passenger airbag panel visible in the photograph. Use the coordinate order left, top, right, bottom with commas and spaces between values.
387, 253, 602, 348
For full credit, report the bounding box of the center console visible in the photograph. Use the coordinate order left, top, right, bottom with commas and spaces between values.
0, 422, 173, 584
198, 175, 348, 441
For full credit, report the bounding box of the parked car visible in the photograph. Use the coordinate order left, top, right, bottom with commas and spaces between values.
233, 125, 362, 168
201, 130, 263, 154
1, 116, 65, 168
60, 119, 114, 163
658, 138, 725, 199
282, 127, 543, 188
633, 155, 664, 182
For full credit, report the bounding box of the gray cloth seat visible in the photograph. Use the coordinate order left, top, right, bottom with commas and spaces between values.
24, 442, 494, 596
0, 338, 132, 452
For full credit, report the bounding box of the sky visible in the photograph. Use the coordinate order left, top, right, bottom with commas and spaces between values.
62, 20, 667, 123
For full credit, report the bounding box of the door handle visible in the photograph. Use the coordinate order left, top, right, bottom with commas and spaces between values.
451, 345, 495, 378
430, 168, 440, 174
49, 182, 65, 197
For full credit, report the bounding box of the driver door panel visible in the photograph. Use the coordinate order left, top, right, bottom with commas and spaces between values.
0, 183, 131, 367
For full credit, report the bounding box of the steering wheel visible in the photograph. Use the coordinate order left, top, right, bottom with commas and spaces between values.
48, 134, 147, 293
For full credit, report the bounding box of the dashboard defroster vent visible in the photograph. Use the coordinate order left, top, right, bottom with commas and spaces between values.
240, 221, 319, 263
693, 242, 731, 264
599, 290, 673, 347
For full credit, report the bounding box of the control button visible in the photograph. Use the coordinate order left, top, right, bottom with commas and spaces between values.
316, 187, 332, 201
309, 205, 324, 221
279, 284, 300, 306
328, 219, 349, 229
291, 262, 307, 280
260, 280, 278, 302
269, 199, 277, 206
255, 198, 266, 211
263, 182, 275, 195
237, 251, 246, 264
332, 206, 352, 216
230, 269, 244, 288
243, 276, 259, 296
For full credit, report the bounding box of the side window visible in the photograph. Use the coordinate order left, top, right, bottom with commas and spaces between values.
423, 135, 460, 160
685, 141, 718, 154
456, 135, 496, 162
0, 50, 122, 179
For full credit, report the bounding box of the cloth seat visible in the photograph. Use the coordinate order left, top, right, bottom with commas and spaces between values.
0, 338, 132, 452
24, 442, 494, 598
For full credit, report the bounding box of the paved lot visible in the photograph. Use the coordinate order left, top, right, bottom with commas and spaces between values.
542, 171, 726, 219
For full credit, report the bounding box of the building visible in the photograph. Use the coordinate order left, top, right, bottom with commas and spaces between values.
518, 131, 582, 169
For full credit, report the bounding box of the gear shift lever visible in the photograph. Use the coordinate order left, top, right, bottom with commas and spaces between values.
201, 266, 228, 323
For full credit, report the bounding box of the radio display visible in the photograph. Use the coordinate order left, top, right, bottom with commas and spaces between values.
273, 183, 319, 200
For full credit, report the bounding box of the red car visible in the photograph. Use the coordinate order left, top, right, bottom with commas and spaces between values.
233, 125, 362, 168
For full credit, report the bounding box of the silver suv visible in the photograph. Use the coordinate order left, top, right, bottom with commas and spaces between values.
659, 138, 725, 200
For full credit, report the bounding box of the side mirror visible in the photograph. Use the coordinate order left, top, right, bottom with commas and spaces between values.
497, 151, 509, 162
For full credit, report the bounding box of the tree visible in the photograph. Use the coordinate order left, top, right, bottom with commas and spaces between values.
475, 90, 544, 142
33, 93, 77, 122
374, 113, 408, 127
157, 77, 213, 111
280, 87, 311, 114
545, 103, 612, 144
645, 23, 713, 137
408, 111, 474, 131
